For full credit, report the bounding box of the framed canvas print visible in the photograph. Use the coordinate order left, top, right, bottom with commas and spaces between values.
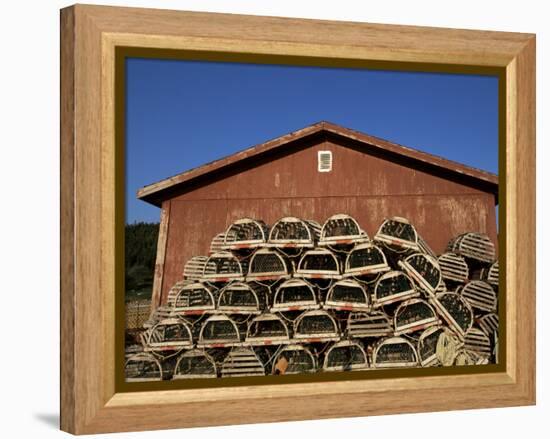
60, 4, 536, 434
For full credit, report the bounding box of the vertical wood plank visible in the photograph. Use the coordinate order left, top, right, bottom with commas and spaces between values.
60, 5, 75, 433
151, 201, 171, 309
514, 37, 536, 398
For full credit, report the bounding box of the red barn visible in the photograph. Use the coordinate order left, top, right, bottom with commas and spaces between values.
137, 121, 498, 308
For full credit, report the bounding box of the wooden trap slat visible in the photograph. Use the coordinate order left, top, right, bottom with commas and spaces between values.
464, 327, 492, 358
221, 348, 265, 377
459, 280, 497, 313
183, 256, 208, 281
438, 252, 469, 283
347, 310, 393, 338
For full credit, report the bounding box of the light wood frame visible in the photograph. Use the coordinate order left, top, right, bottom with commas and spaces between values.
60, 4, 535, 434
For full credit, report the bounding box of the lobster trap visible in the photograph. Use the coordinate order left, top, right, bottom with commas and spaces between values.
293, 310, 339, 342
142, 304, 174, 329
272, 345, 317, 375
183, 256, 208, 281
324, 279, 370, 312
295, 248, 342, 279
373, 216, 433, 255
322, 340, 369, 372
435, 328, 464, 366
458, 280, 497, 313
373, 337, 419, 368
438, 252, 469, 284
245, 313, 291, 346
247, 248, 291, 281
373, 270, 418, 307
217, 282, 266, 314
197, 315, 242, 348
447, 232, 496, 264
346, 310, 393, 338
271, 279, 319, 312
201, 251, 247, 282
125, 353, 163, 382
173, 349, 218, 379
146, 318, 193, 354
464, 327, 492, 360
318, 214, 369, 247
418, 326, 463, 367
143, 280, 185, 328
221, 348, 266, 377
453, 349, 489, 366
343, 243, 390, 278
268, 216, 320, 248
471, 260, 499, 288
165, 279, 189, 306
431, 292, 473, 338
398, 253, 442, 296
478, 313, 499, 338
393, 299, 439, 335
418, 326, 445, 367
222, 218, 269, 250
209, 233, 226, 254
173, 282, 217, 316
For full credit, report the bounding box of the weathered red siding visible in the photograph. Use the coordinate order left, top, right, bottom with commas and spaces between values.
158, 139, 497, 303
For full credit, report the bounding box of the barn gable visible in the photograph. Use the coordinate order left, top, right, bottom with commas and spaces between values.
137, 121, 498, 206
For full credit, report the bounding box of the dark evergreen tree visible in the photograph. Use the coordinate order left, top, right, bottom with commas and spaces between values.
125, 222, 159, 300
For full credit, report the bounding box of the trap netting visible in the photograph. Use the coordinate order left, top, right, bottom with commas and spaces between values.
319, 214, 369, 246
294, 310, 339, 341
323, 340, 369, 372
217, 282, 267, 314
247, 249, 290, 280
146, 318, 193, 354
398, 253, 441, 296
324, 279, 370, 311
125, 353, 163, 382
373, 270, 418, 307
245, 313, 290, 346
271, 279, 319, 312
268, 217, 320, 248
202, 251, 246, 282
373, 337, 419, 368
173, 349, 218, 379
431, 292, 473, 338
344, 243, 390, 277
393, 299, 439, 336
173, 282, 217, 314
222, 218, 269, 250
198, 315, 242, 347
272, 345, 317, 375
295, 248, 342, 279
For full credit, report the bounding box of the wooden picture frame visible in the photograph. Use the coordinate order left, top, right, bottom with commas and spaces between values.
60, 4, 536, 434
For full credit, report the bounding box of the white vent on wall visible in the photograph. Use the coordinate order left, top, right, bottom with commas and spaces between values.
318, 151, 333, 172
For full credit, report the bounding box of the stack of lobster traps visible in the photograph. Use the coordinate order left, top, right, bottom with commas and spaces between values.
125, 215, 500, 382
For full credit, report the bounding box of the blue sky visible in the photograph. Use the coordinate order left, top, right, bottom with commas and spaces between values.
126, 58, 498, 223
